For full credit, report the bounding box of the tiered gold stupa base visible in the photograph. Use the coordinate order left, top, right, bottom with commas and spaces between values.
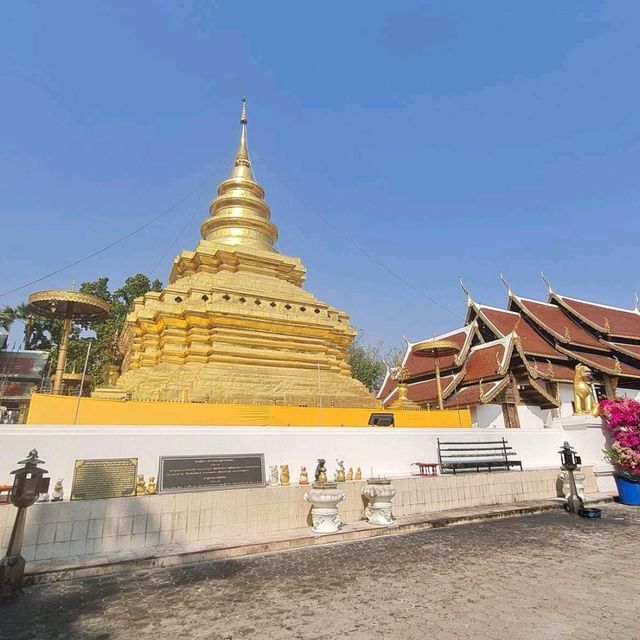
99, 362, 377, 408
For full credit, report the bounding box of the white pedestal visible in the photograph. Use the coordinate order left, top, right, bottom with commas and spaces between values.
362, 483, 396, 526
304, 488, 346, 534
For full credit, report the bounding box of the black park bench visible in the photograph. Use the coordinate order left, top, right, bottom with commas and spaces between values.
437, 438, 523, 474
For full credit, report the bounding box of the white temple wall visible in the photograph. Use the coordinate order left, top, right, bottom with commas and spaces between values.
472, 404, 505, 429
516, 404, 551, 429
558, 383, 575, 418
0, 421, 614, 495
617, 387, 640, 400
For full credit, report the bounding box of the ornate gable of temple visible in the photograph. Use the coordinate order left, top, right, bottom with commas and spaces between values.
380, 276, 640, 411
99, 100, 376, 407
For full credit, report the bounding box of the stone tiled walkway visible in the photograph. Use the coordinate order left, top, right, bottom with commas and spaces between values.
1, 503, 638, 640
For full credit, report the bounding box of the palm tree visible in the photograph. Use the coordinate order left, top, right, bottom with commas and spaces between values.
0, 303, 35, 349
0, 305, 15, 333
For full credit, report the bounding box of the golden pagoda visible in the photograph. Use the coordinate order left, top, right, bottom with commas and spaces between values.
95, 100, 376, 407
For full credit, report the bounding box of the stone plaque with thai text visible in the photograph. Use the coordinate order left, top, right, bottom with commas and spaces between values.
159, 454, 265, 493
71, 458, 138, 500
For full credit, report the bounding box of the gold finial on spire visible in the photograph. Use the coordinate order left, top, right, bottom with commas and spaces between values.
233, 97, 251, 174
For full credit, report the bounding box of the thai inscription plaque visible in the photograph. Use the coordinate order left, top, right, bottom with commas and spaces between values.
159, 454, 265, 493
71, 458, 138, 500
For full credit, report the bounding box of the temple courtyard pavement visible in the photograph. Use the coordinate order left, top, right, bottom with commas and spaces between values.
1, 502, 637, 640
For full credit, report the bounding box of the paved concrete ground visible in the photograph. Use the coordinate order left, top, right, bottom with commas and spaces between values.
1, 503, 638, 640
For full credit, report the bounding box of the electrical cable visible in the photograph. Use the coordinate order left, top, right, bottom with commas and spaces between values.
0, 170, 220, 299
255, 155, 464, 321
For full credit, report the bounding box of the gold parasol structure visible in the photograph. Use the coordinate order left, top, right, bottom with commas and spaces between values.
411, 338, 460, 410
27, 290, 110, 395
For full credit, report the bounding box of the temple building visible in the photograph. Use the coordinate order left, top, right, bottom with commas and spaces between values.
378, 277, 640, 428
94, 100, 375, 407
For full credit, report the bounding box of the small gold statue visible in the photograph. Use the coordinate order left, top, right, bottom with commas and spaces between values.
299, 466, 309, 485
146, 476, 158, 495
315, 458, 327, 484
355, 467, 362, 481
335, 458, 346, 482
135, 474, 146, 495
280, 464, 290, 486
346, 467, 353, 481
573, 364, 599, 416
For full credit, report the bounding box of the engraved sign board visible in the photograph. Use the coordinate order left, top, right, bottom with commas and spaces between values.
71, 458, 138, 500
159, 454, 265, 493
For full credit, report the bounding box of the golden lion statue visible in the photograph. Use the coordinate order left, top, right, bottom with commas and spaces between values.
573, 364, 598, 416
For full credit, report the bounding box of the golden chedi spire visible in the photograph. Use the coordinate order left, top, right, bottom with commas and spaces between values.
200, 98, 279, 253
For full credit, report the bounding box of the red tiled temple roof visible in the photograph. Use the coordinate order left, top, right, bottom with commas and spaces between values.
522, 357, 575, 382
552, 294, 640, 339
511, 296, 605, 350
464, 339, 510, 382
383, 374, 459, 406
556, 346, 640, 379
603, 341, 640, 360
444, 378, 509, 408
476, 305, 564, 358
403, 325, 474, 377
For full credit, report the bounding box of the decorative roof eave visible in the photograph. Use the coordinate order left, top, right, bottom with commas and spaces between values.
455, 320, 479, 366
550, 292, 640, 338
445, 377, 510, 408
480, 376, 511, 403
555, 345, 640, 379
601, 340, 640, 361
509, 294, 608, 352
519, 354, 574, 383
526, 375, 561, 408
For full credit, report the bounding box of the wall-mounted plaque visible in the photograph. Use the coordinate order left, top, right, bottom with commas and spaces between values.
71, 458, 138, 500
159, 454, 265, 493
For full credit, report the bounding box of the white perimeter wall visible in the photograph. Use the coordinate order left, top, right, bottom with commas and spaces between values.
0, 418, 615, 494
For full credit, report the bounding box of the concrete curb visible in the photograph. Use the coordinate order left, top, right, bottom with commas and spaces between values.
23, 495, 614, 585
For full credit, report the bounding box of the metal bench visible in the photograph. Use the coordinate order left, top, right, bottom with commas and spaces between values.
437, 438, 523, 474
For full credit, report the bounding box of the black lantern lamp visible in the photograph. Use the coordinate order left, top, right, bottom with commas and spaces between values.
559, 441, 581, 472
0, 450, 49, 595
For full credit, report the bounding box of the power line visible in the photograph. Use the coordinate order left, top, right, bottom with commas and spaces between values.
255, 156, 464, 321
149, 191, 213, 277
0, 171, 220, 299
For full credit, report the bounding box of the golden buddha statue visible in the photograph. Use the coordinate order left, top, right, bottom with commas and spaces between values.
95, 99, 375, 408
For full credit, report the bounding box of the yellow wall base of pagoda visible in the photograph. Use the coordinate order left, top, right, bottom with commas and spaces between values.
26, 393, 471, 428
95, 362, 378, 408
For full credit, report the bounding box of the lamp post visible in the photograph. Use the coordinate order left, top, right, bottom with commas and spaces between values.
559, 441, 582, 514
0, 450, 49, 595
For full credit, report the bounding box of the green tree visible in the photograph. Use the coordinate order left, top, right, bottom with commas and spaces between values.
7, 273, 162, 391
76, 273, 162, 387
347, 330, 404, 393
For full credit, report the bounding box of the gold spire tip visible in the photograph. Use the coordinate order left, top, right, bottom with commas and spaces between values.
240, 97, 247, 124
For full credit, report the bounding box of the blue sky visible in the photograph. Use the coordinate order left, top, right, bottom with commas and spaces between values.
1, 1, 639, 349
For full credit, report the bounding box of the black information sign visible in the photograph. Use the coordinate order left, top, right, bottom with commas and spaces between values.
158, 454, 266, 493
71, 458, 138, 500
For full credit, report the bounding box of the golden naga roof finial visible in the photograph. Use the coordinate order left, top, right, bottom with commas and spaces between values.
540, 271, 553, 296
459, 277, 472, 305
499, 273, 512, 297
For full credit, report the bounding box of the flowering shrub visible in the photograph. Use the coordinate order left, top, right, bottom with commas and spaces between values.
600, 398, 640, 480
